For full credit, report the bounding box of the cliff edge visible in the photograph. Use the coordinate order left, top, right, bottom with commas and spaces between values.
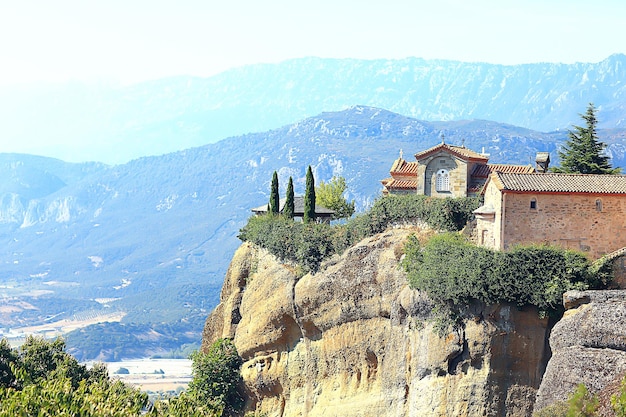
202, 227, 551, 417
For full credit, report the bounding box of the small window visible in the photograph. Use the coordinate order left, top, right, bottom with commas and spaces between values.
596, 199, 602, 212
440, 158, 446, 164
530, 198, 537, 210
436, 169, 450, 192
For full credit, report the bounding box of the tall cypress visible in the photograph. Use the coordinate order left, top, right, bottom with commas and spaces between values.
284, 176, 295, 219
269, 171, 280, 214
304, 166, 316, 223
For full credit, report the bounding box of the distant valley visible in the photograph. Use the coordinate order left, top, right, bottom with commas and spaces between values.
1, 105, 626, 359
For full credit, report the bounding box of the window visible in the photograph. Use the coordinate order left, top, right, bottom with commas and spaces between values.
436, 169, 450, 192
596, 199, 602, 212
530, 198, 537, 209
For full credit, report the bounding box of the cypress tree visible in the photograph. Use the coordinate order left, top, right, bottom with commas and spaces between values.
553, 103, 621, 174
269, 171, 280, 214
284, 176, 295, 219
304, 166, 316, 223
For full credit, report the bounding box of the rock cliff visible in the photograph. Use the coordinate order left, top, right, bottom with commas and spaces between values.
534, 290, 626, 412
202, 228, 551, 417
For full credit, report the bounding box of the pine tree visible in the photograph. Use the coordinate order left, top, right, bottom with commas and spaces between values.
304, 166, 316, 223
284, 176, 295, 219
269, 171, 280, 214
553, 103, 621, 174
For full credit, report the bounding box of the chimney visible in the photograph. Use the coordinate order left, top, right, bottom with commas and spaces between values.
535, 152, 550, 173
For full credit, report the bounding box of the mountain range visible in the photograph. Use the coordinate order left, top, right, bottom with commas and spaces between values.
1, 55, 625, 164
2, 105, 626, 359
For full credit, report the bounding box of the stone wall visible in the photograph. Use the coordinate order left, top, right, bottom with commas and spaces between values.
501, 192, 626, 258
475, 182, 626, 259
420, 152, 468, 198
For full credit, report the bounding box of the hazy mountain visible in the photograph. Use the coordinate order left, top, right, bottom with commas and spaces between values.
1, 106, 625, 359
1, 55, 625, 164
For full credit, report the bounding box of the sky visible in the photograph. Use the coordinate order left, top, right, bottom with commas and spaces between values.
2, 0, 626, 86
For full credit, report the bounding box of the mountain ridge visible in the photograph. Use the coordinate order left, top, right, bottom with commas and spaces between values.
1, 55, 625, 163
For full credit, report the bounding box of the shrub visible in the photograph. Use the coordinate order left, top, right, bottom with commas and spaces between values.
403, 233, 600, 315
239, 195, 479, 274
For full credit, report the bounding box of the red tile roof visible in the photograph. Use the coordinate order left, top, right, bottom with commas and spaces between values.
472, 164, 535, 178
381, 178, 418, 190
493, 172, 626, 194
414, 143, 489, 162
390, 158, 419, 175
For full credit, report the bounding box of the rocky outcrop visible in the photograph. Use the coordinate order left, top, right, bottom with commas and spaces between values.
534, 290, 626, 412
202, 228, 551, 417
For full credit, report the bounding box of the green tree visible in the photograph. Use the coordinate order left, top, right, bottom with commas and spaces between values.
269, 171, 280, 214
553, 103, 621, 174
316, 176, 355, 220
284, 176, 295, 219
184, 338, 243, 416
304, 166, 316, 223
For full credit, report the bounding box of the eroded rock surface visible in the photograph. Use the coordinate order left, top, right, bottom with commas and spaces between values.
534, 290, 626, 412
202, 228, 550, 417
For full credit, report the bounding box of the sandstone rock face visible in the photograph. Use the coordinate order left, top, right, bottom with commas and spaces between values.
202, 228, 551, 417
534, 290, 626, 412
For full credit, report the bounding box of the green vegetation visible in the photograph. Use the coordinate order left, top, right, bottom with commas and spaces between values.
153, 339, 243, 417
304, 165, 316, 223
269, 171, 280, 214
552, 103, 621, 174
284, 176, 295, 219
403, 233, 602, 318
0, 336, 244, 417
531, 378, 626, 417
0, 337, 148, 416
315, 176, 355, 220
239, 194, 479, 273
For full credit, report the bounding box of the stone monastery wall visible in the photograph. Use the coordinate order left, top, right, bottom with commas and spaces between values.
502, 192, 626, 258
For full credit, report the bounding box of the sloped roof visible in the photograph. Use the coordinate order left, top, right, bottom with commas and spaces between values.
252, 196, 335, 215
390, 158, 419, 175
469, 164, 535, 193
491, 172, 626, 194
414, 143, 489, 163
381, 178, 418, 190
472, 163, 535, 178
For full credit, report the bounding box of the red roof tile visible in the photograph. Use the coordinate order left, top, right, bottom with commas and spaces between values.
414, 143, 489, 162
390, 158, 419, 175
493, 172, 626, 194
473, 164, 535, 178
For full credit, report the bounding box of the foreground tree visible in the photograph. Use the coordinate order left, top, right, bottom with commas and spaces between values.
284, 176, 295, 219
553, 103, 621, 174
316, 176, 355, 220
304, 166, 316, 223
269, 171, 280, 214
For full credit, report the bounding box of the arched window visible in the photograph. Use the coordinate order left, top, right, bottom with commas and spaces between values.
530, 198, 537, 209
596, 199, 603, 212
436, 169, 450, 192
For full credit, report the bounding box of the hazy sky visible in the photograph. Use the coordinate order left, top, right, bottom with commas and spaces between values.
2, 0, 625, 86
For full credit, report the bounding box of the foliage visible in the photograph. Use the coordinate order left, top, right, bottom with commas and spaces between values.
403, 233, 599, 314
0, 336, 148, 416
566, 384, 600, 417
304, 165, 316, 223
612, 375, 626, 417
239, 194, 479, 274
284, 176, 295, 219
552, 103, 621, 174
315, 176, 355, 220
269, 171, 279, 214
187, 339, 243, 415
